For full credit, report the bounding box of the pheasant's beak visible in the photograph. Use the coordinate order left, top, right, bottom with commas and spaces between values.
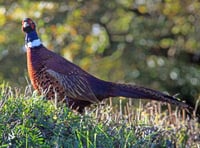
23, 21, 30, 28
22, 20, 30, 33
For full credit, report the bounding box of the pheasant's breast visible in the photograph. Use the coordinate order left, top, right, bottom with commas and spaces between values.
33, 68, 66, 102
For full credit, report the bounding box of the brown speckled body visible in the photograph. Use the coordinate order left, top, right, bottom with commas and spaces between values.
26, 45, 101, 112
27, 46, 66, 102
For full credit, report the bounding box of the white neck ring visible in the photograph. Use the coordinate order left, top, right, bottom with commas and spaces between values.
26, 39, 41, 48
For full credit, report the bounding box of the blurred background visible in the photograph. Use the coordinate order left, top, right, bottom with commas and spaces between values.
0, 0, 199, 107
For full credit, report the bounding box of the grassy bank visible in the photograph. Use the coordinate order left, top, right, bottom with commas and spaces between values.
0, 83, 199, 147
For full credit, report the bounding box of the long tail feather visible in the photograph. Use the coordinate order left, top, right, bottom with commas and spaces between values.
109, 83, 191, 109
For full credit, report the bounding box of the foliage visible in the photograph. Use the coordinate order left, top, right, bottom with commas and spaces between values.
0, 84, 199, 147
0, 0, 199, 109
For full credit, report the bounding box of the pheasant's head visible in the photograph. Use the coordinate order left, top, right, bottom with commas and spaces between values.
22, 18, 36, 33
22, 18, 41, 48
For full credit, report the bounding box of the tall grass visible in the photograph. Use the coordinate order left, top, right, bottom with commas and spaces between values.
0, 83, 199, 147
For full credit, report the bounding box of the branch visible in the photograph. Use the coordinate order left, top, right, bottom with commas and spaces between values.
150, 46, 200, 65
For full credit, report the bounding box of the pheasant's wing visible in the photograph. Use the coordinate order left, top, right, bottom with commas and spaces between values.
46, 69, 99, 103
40, 47, 99, 103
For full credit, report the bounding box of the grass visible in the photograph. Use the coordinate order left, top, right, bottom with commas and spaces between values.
0, 83, 199, 148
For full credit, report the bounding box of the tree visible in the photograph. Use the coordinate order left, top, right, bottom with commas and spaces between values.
0, 0, 199, 110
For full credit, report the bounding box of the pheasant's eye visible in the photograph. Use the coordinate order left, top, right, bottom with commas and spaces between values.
28, 20, 35, 29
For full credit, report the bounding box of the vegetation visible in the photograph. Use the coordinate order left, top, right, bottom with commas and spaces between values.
0, 83, 199, 147
0, 0, 200, 147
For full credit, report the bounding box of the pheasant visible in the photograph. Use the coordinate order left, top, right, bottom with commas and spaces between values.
22, 18, 191, 113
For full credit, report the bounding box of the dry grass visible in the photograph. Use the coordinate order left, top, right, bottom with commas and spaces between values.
85, 98, 200, 147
